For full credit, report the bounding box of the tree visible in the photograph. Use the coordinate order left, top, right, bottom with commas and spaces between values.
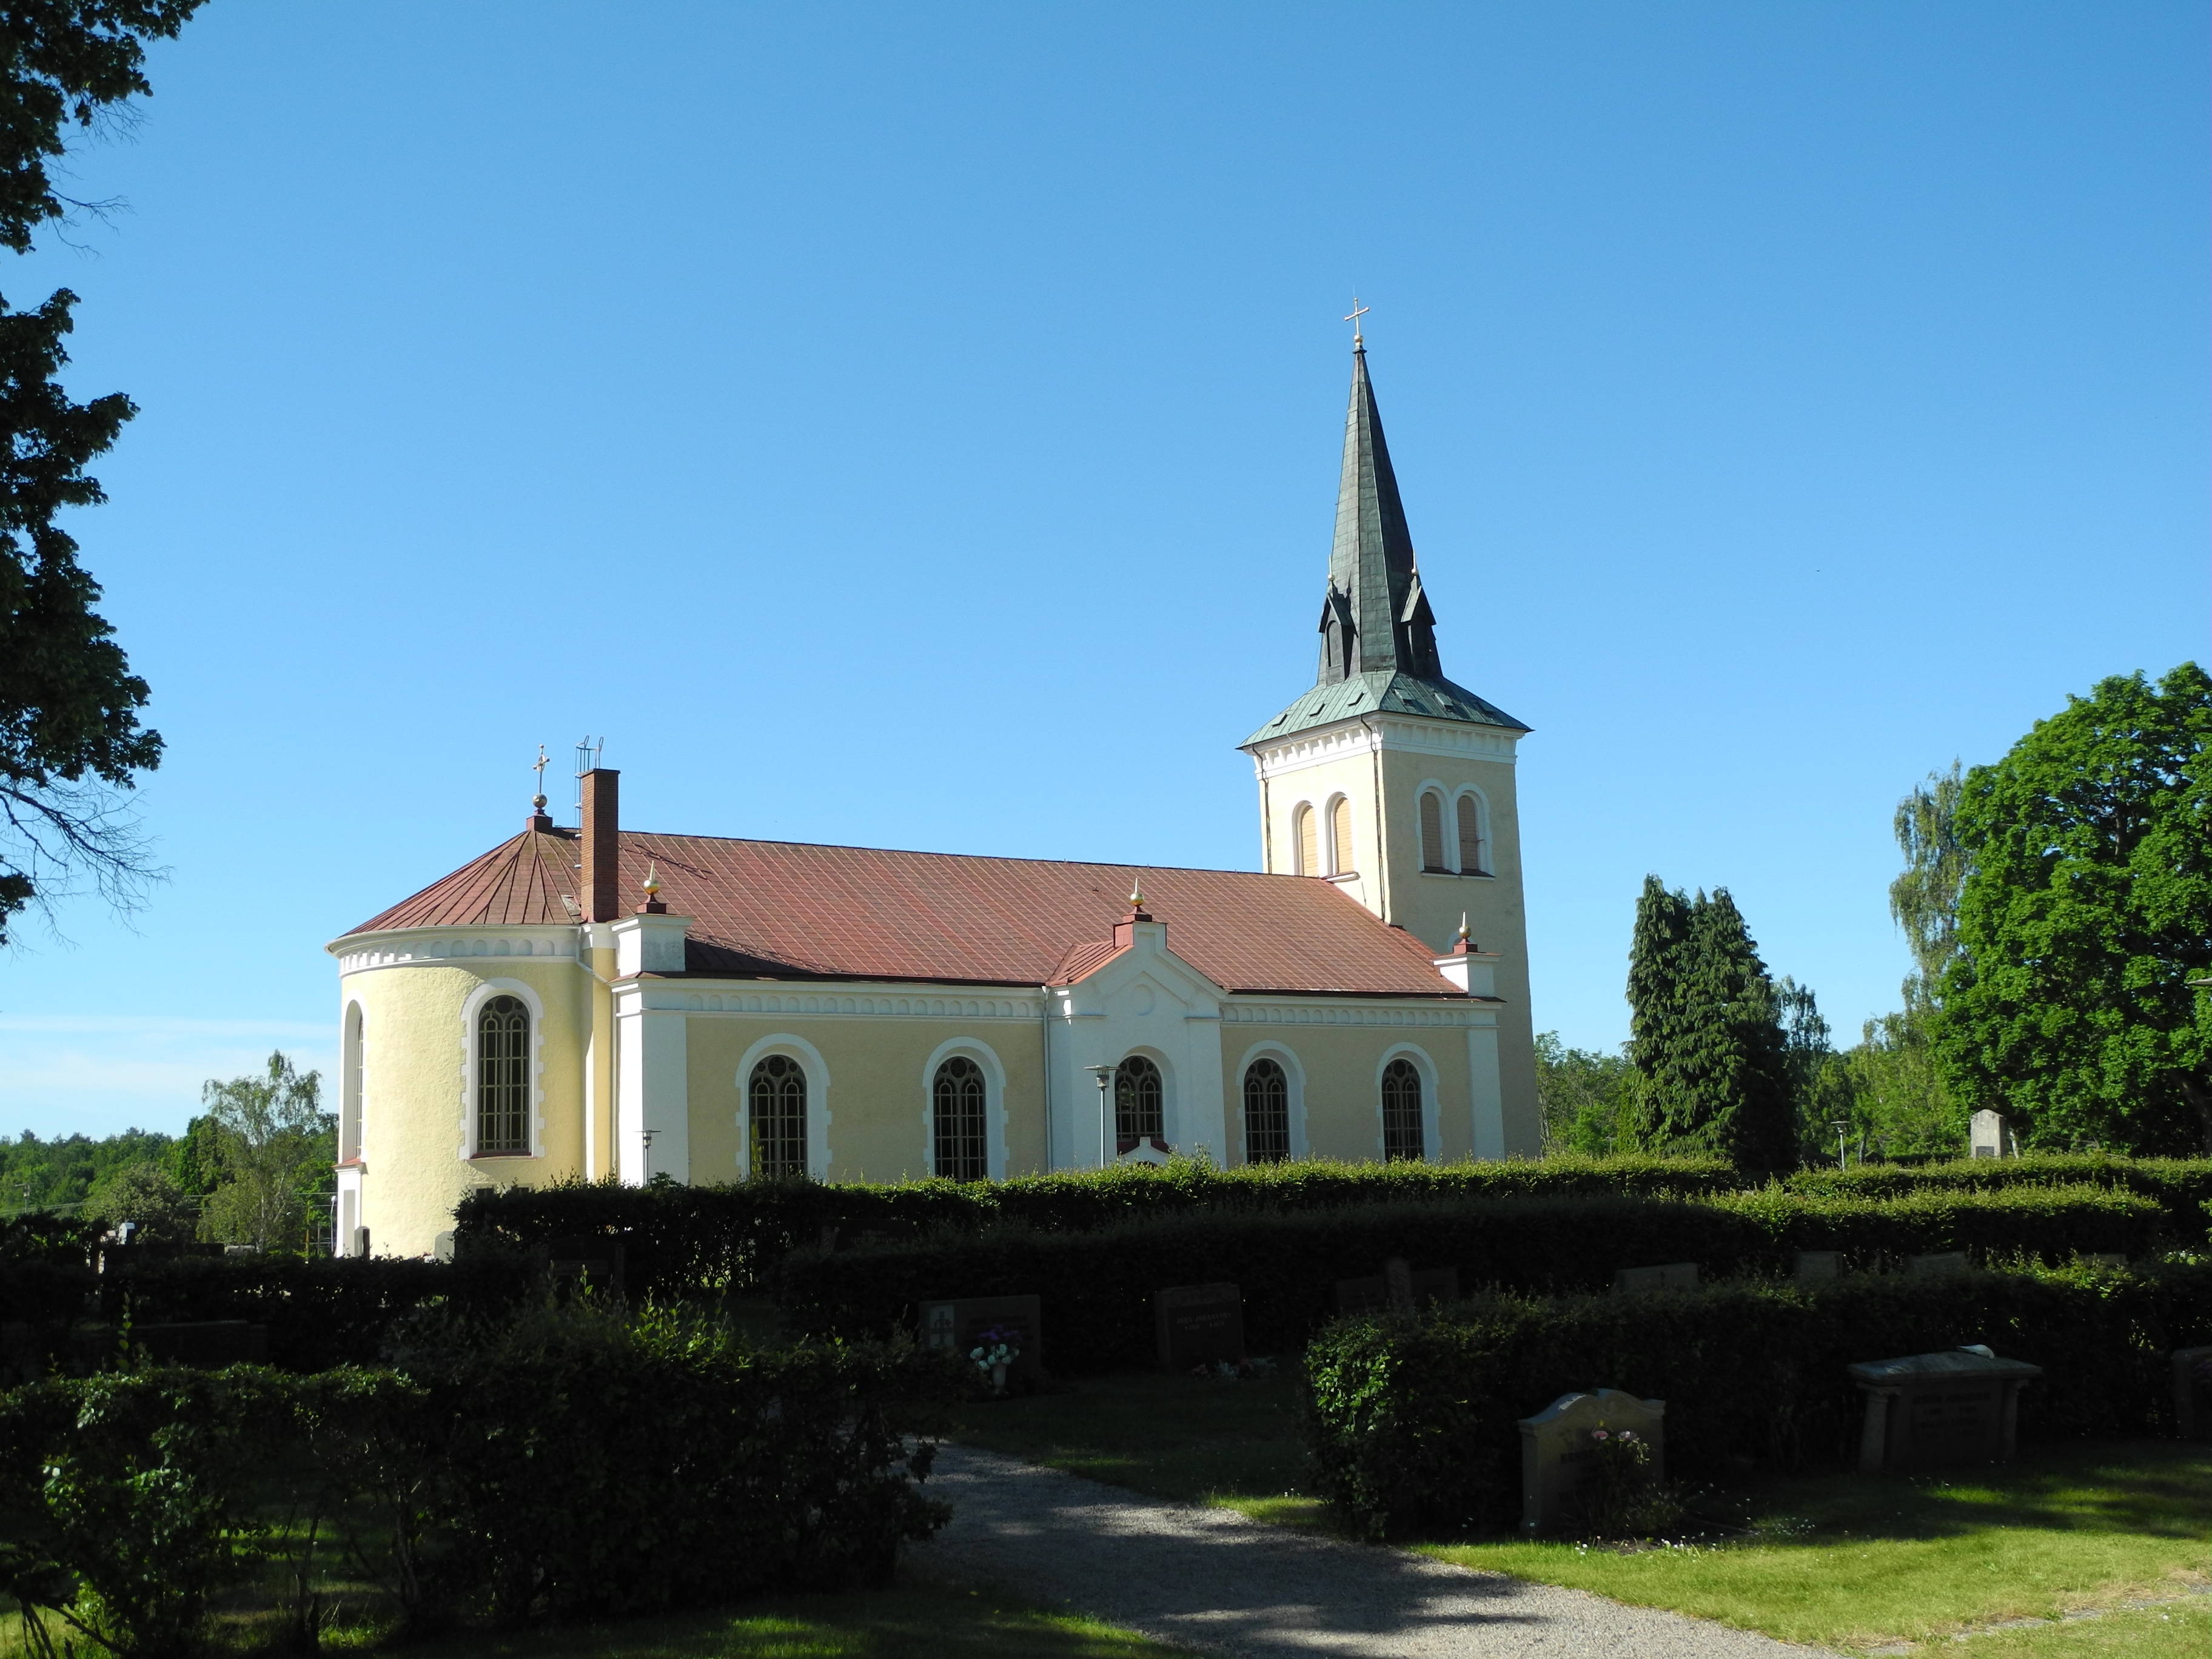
1837, 1008, 1957, 1156
1937, 664, 2212, 1153
1533, 1031, 1634, 1155
1889, 761, 1967, 1011
198, 1052, 332, 1253
82, 1157, 190, 1243
1622, 877, 1799, 1170
0, 1, 208, 943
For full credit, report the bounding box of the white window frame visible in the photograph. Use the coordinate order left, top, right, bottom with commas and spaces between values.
1374, 1042, 1443, 1165
920, 1037, 1008, 1181
735, 1033, 831, 1179
340, 1000, 365, 1164
1455, 786, 1493, 876
458, 978, 546, 1161
1233, 1041, 1308, 1164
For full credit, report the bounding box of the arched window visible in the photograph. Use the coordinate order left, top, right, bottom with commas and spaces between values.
933, 1056, 988, 1182
340, 1003, 364, 1163
1243, 1058, 1290, 1164
750, 1054, 809, 1178
1418, 791, 1447, 872
1294, 804, 1318, 876
1330, 797, 1355, 874
1456, 793, 1489, 876
475, 995, 530, 1155
1114, 1055, 1164, 1156
1381, 1057, 1424, 1162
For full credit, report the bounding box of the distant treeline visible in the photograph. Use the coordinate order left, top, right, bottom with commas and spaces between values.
0, 1122, 222, 1216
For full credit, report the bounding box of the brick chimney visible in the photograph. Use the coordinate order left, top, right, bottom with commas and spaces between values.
580, 768, 620, 923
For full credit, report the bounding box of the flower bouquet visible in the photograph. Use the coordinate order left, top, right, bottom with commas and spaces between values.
968, 1326, 1022, 1394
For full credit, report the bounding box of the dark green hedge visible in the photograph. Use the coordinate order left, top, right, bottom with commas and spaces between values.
1785, 1155, 2212, 1224
1305, 1261, 2212, 1540
776, 1185, 2167, 1373
95, 1253, 542, 1371
450, 1156, 1740, 1295
0, 1308, 960, 1652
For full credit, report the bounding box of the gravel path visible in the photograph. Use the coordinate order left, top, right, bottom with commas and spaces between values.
910, 1444, 1838, 1658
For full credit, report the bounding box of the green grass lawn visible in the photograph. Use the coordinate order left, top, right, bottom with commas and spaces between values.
949, 1373, 2211, 1657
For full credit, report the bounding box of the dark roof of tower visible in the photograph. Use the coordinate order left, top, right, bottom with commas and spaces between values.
1244, 344, 1527, 747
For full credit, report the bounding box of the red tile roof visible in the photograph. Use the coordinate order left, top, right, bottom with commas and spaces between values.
347, 830, 1463, 998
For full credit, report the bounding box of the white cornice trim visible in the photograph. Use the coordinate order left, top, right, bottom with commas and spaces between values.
1222, 997, 1492, 1028
623, 982, 1048, 1020
1247, 714, 1519, 778
333, 926, 578, 974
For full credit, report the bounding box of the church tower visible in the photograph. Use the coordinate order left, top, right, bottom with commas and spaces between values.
1240, 334, 1541, 1155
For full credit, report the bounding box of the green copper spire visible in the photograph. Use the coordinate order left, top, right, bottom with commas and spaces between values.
1244, 341, 1527, 748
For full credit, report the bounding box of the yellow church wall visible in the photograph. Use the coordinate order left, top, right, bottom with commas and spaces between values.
1216, 1017, 1475, 1164
343, 955, 588, 1258
680, 1011, 1051, 1183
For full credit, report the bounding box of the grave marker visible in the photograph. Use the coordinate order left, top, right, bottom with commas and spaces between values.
1968, 1110, 2009, 1159
1848, 1349, 2040, 1472
1385, 1257, 1415, 1312
1905, 1252, 1969, 1278
1155, 1282, 1244, 1369
920, 1294, 1044, 1382
1793, 1250, 1842, 1284
1515, 1389, 1666, 1534
1614, 1262, 1699, 1293
545, 1236, 626, 1296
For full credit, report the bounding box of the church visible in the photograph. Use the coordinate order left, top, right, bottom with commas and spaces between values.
327, 337, 1543, 1258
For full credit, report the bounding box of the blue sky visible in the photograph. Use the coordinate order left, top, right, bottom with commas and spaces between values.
0, 2, 2204, 1137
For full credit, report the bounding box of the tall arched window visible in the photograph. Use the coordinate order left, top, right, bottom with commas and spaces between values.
1456, 793, 1489, 876
1114, 1055, 1164, 1156
340, 1003, 364, 1163
1294, 805, 1318, 876
750, 1054, 809, 1178
1330, 797, 1355, 874
933, 1056, 988, 1182
1418, 791, 1447, 872
1243, 1058, 1290, 1164
475, 995, 530, 1155
1381, 1057, 1424, 1162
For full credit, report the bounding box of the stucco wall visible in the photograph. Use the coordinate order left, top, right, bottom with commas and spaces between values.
343, 955, 587, 1257
683, 1010, 1051, 1182
1216, 1018, 1475, 1164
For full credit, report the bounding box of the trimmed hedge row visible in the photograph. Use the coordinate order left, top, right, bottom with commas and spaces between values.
776, 1185, 2170, 1373
1784, 1154, 2212, 1219
0, 1305, 960, 1652
451, 1156, 1739, 1294
1304, 1261, 2212, 1539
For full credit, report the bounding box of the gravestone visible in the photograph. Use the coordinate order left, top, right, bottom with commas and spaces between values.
429, 1230, 450, 1263
135, 1320, 270, 1367
1335, 1275, 1389, 1315
1906, 1251, 1969, 1278
545, 1236, 625, 1296
1614, 1262, 1699, 1293
1155, 1282, 1244, 1369
919, 1294, 1044, 1383
1515, 1389, 1666, 1534
1386, 1257, 1415, 1312
1969, 1110, 2008, 1159
2173, 1345, 2212, 1439
2083, 1253, 2127, 1270
1794, 1251, 1842, 1284
1848, 1349, 2041, 1472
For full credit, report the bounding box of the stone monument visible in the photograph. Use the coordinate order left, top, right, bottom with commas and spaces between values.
920, 1293, 1044, 1383
1969, 1110, 2009, 1159
1155, 1282, 1243, 1369
1515, 1389, 1666, 1534
1614, 1262, 1699, 1293
1848, 1348, 2041, 1472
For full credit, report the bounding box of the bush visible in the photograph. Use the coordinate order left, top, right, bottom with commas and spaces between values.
1303, 1261, 2212, 1540
450, 1156, 1740, 1298
0, 1307, 962, 1651
95, 1251, 542, 1371
776, 1185, 2169, 1373
1785, 1155, 2212, 1227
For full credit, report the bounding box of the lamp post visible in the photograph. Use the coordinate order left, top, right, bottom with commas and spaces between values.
1084, 1065, 1115, 1170
639, 1127, 659, 1182
1830, 1120, 1848, 1171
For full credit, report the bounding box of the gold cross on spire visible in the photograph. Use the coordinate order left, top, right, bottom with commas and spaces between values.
1344, 295, 1370, 347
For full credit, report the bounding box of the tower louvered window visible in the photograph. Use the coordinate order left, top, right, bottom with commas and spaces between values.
475, 996, 529, 1155
933, 1056, 989, 1181
1381, 1058, 1424, 1162
1419, 791, 1447, 871
1114, 1055, 1164, 1156
1456, 794, 1489, 875
1295, 805, 1318, 876
1331, 797, 1354, 874
750, 1054, 808, 1178
1243, 1058, 1290, 1164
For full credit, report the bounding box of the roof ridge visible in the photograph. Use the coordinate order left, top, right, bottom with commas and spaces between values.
617, 829, 1319, 882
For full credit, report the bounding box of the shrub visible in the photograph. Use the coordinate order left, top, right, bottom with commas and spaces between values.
1785, 1155, 2212, 1228
451, 1156, 1740, 1297
775, 1185, 2169, 1373
1303, 1261, 2212, 1540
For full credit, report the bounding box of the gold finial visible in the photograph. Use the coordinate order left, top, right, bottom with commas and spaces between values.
1457, 913, 1469, 943
1128, 879, 1145, 909
531, 744, 551, 812
641, 860, 662, 898
1344, 295, 1370, 349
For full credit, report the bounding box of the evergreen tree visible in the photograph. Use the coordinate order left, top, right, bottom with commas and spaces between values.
1623, 877, 1799, 1170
